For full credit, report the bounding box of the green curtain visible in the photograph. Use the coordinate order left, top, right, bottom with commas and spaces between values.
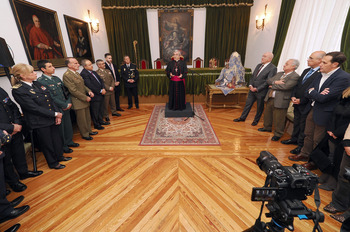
204, 7, 250, 67
341, 7, 350, 73
102, 0, 254, 9
103, 9, 152, 68
271, 0, 296, 66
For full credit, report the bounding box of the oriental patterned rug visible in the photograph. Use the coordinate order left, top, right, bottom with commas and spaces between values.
140, 104, 220, 146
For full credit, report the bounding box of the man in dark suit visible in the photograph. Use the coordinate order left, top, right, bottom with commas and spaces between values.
234, 52, 277, 125
105, 53, 122, 115
258, 59, 300, 141
120, 56, 140, 109
281, 51, 326, 155
80, 59, 108, 130
289, 52, 350, 169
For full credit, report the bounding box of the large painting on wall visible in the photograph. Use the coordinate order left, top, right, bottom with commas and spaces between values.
158, 9, 193, 65
64, 15, 94, 63
9, 0, 66, 69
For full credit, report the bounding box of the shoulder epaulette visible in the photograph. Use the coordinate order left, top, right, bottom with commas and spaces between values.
12, 83, 22, 89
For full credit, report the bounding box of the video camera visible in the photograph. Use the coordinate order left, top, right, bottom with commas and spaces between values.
252, 151, 318, 202
244, 151, 324, 232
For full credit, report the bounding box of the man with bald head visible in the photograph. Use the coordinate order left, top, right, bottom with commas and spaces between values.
80, 59, 108, 130
258, 59, 300, 141
234, 52, 277, 126
281, 51, 326, 155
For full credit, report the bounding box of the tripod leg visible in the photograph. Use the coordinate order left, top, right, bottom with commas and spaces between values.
29, 130, 37, 172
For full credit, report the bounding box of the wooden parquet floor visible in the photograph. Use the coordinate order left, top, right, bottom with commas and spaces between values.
1, 104, 340, 231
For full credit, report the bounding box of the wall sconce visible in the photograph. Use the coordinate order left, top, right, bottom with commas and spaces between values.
256, 4, 268, 30
87, 10, 99, 34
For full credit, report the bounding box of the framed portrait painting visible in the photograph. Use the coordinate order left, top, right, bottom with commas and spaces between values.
158, 9, 193, 65
9, 0, 67, 69
64, 15, 94, 62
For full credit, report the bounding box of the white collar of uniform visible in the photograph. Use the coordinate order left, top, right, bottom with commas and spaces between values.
21, 81, 33, 87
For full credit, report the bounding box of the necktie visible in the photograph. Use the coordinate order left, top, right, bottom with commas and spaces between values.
256, 64, 264, 77
90, 71, 101, 84
108, 63, 116, 81
127, 64, 130, 68
302, 69, 314, 84
32, 83, 40, 91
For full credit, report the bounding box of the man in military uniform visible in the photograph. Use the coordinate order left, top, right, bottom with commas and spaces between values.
96, 59, 119, 121
63, 58, 97, 140
120, 56, 139, 109
0, 87, 42, 192
37, 60, 79, 153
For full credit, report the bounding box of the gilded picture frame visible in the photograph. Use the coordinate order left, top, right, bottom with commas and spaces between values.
9, 0, 67, 69
64, 15, 94, 63
158, 9, 193, 65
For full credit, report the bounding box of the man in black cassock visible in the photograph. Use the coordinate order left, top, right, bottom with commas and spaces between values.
165, 50, 188, 110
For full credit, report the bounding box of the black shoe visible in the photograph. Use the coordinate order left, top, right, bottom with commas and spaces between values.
94, 126, 104, 130
58, 157, 72, 162
271, 136, 281, 141
63, 148, 73, 153
290, 146, 302, 154
10, 196, 24, 207
68, 143, 79, 148
136, 105, 139, 109
258, 128, 272, 132
105, 117, 110, 122
100, 121, 110, 125
9, 182, 27, 192
112, 113, 121, 117
127, 106, 132, 109
233, 118, 245, 122
0, 206, 30, 223
4, 223, 20, 232
281, 139, 298, 145
89, 131, 98, 136
116, 108, 124, 111
251, 121, 258, 126
51, 164, 66, 169
19, 171, 43, 180
6, 189, 11, 196
82, 136, 93, 140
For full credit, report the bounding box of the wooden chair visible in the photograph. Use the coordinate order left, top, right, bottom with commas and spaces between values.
154, 58, 164, 69
140, 59, 148, 69
209, 58, 219, 68
193, 57, 203, 68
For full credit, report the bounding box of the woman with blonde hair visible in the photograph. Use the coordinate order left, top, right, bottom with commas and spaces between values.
11, 63, 70, 169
